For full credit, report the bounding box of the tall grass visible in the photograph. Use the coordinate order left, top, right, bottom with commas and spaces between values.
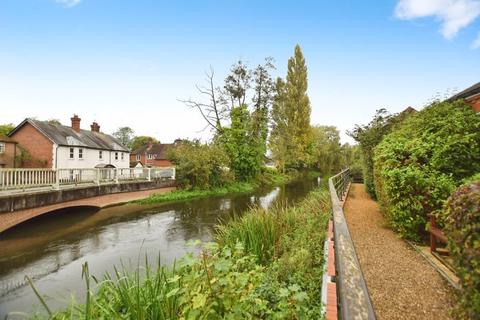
26, 187, 331, 319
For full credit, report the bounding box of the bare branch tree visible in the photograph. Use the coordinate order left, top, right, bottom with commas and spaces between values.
178, 67, 227, 134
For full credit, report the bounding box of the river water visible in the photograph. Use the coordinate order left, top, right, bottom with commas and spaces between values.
0, 177, 320, 318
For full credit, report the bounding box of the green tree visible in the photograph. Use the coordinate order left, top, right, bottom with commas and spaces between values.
130, 136, 160, 151
269, 78, 288, 172
270, 45, 312, 170
310, 126, 342, 174
0, 123, 15, 136
112, 127, 135, 149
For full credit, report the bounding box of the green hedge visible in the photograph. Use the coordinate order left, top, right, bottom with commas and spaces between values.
373, 100, 480, 240
439, 181, 480, 319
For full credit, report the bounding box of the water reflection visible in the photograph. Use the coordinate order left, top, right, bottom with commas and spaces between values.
0, 178, 319, 317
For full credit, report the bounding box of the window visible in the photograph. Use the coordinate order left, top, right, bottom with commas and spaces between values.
0, 142, 5, 154
147, 154, 154, 160
69, 148, 74, 159
136, 154, 141, 161
115, 152, 118, 160
99, 150, 103, 159
121, 152, 124, 160
78, 148, 83, 159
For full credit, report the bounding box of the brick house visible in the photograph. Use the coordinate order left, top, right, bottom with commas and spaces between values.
449, 82, 480, 113
130, 140, 181, 168
8, 115, 130, 169
0, 136, 18, 168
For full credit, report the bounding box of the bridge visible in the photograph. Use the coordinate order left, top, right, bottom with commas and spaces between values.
0, 167, 176, 233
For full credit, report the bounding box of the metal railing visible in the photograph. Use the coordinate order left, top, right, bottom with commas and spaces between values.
0, 167, 175, 191
328, 168, 376, 320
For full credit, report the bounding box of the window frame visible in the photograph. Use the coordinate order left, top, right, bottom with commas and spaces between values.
69, 147, 75, 159
99, 150, 103, 160
0, 142, 5, 154
115, 152, 118, 160
78, 148, 84, 160
136, 154, 141, 161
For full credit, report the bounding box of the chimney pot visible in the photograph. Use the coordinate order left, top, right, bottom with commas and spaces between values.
91, 121, 100, 132
71, 114, 81, 133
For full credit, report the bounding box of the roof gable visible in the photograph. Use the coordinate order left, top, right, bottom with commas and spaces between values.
9, 118, 129, 152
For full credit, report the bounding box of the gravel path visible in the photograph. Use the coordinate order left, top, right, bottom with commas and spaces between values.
343, 183, 455, 320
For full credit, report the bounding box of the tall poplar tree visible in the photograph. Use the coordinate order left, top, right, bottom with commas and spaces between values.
270, 45, 312, 170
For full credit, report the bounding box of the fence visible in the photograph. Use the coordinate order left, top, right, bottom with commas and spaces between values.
0, 167, 175, 191
328, 168, 376, 320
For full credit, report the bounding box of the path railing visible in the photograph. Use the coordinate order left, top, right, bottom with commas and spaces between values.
328, 168, 376, 320
0, 167, 175, 191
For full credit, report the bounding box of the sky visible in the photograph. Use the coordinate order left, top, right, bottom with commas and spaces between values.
1, 0, 479, 144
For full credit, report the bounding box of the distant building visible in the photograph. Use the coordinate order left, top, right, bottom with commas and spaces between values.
449, 82, 480, 113
130, 140, 181, 168
0, 136, 18, 168
8, 115, 130, 169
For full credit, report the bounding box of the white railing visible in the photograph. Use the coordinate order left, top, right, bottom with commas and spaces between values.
0, 167, 175, 191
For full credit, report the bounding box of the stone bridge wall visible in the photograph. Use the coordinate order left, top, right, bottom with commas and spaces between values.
0, 180, 176, 214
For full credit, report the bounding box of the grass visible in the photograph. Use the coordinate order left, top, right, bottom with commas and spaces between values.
26, 186, 331, 319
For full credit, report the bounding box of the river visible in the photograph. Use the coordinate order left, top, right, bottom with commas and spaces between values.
0, 177, 320, 318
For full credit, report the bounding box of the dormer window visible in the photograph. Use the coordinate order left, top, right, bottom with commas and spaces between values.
136, 154, 141, 161
147, 154, 154, 160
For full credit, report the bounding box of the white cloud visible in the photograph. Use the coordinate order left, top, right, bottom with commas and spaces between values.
395, 0, 480, 40
473, 31, 480, 48
55, 0, 82, 8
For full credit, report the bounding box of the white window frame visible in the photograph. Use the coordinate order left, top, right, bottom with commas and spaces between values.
0, 142, 5, 154
78, 148, 84, 159
99, 150, 103, 159
115, 152, 118, 160
121, 152, 124, 160
69, 147, 74, 159
136, 154, 141, 161
147, 154, 154, 160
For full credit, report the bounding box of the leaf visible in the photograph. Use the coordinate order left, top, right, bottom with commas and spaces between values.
192, 293, 207, 309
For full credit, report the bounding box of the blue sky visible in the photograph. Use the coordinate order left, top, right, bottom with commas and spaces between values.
1, 0, 479, 143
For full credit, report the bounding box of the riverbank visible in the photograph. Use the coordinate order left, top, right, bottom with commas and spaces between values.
137, 169, 318, 205
28, 186, 331, 319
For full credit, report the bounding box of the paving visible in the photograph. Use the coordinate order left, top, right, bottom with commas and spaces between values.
0, 186, 175, 233
343, 183, 455, 320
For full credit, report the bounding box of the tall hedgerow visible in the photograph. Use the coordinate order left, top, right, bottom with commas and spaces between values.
373, 99, 480, 240
438, 180, 480, 319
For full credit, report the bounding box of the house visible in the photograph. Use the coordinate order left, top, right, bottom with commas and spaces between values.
8, 115, 130, 169
449, 82, 480, 113
0, 136, 18, 168
130, 140, 181, 168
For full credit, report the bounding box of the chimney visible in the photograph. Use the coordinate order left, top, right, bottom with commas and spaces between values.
90, 121, 100, 132
71, 114, 81, 133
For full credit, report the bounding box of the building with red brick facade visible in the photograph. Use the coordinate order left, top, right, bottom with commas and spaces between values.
450, 82, 480, 113
130, 141, 180, 168
0, 136, 18, 168
8, 115, 130, 169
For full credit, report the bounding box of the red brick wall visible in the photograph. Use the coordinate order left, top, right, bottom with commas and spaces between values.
130, 153, 173, 167
466, 96, 480, 113
11, 123, 54, 168
0, 142, 16, 168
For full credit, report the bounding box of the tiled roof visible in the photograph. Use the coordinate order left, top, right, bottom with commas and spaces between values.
131, 143, 173, 159
9, 118, 128, 152
449, 82, 480, 101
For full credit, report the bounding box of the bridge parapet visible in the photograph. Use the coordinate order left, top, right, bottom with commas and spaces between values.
0, 167, 175, 193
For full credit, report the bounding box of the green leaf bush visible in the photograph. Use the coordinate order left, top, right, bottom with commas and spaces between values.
373, 100, 480, 240
29, 188, 331, 319
439, 180, 480, 319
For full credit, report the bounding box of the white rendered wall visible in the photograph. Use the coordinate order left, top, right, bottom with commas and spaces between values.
55, 146, 130, 169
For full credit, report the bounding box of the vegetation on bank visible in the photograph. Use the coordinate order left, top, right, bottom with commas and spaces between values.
30, 188, 331, 319
352, 99, 480, 318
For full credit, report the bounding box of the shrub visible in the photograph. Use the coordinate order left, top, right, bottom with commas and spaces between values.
439, 181, 480, 319
167, 140, 233, 189
373, 100, 480, 240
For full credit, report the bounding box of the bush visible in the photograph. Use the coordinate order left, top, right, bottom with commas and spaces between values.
167, 140, 233, 189
373, 100, 480, 240
30, 188, 331, 319
439, 181, 480, 319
